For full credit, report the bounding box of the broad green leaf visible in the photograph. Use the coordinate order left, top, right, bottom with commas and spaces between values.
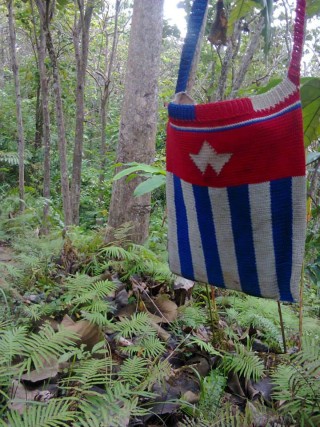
256, 78, 281, 94
255, 0, 274, 53
133, 175, 166, 197
227, 0, 262, 37
301, 77, 320, 146
113, 164, 165, 181
306, 0, 320, 17
307, 152, 320, 165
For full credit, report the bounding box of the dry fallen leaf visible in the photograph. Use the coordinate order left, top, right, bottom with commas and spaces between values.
21, 358, 58, 383
145, 295, 178, 324
61, 315, 104, 350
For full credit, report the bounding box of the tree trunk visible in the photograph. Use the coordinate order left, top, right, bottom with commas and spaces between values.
70, 0, 94, 225
34, 81, 43, 149
107, 0, 164, 244
7, 0, 25, 212
38, 12, 51, 231
99, 0, 121, 190
35, 0, 72, 226
230, 17, 265, 98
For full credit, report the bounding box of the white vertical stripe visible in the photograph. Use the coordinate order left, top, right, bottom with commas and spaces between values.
166, 172, 181, 275
208, 187, 242, 292
249, 182, 279, 299
181, 180, 208, 283
291, 176, 307, 301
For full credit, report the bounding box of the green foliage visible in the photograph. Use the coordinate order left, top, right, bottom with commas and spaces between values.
0, 400, 75, 427
197, 369, 227, 423
272, 336, 320, 426
227, 1, 262, 37
113, 162, 166, 197
178, 304, 208, 330
301, 77, 320, 146
118, 356, 149, 386
221, 343, 264, 382
115, 312, 157, 338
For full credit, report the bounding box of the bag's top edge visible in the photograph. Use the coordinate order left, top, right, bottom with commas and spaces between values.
168, 77, 300, 122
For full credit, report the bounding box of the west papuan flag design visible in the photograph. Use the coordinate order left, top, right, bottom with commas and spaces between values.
166, 79, 306, 302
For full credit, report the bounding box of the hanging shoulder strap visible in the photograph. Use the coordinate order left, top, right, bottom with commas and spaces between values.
175, 0, 306, 94
288, 0, 306, 85
175, 0, 209, 93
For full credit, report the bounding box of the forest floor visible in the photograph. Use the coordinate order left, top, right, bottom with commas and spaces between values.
0, 229, 319, 426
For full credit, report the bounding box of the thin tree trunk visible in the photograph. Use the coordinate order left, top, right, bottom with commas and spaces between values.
34, 82, 43, 149
107, 0, 164, 244
70, 0, 94, 225
38, 12, 51, 230
7, 0, 25, 212
35, 0, 72, 226
214, 21, 242, 101
230, 17, 264, 98
99, 0, 121, 189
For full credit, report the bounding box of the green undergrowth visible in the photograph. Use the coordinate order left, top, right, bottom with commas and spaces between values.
0, 210, 319, 426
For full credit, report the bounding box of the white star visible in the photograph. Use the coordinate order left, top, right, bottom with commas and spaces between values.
190, 142, 233, 175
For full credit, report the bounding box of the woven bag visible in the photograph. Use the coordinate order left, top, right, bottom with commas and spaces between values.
166, 0, 306, 302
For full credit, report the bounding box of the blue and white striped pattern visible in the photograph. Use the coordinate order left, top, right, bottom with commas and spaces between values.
167, 172, 306, 302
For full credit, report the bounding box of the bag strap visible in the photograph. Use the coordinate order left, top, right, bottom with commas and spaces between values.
175, 0, 306, 94
175, 0, 209, 93
288, 0, 306, 85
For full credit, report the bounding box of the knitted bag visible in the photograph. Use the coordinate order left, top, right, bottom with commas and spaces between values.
166, 0, 306, 302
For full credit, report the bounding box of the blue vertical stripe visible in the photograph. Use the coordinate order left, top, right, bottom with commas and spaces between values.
193, 184, 224, 286
175, 0, 208, 93
271, 178, 293, 301
228, 185, 261, 297
173, 175, 194, 279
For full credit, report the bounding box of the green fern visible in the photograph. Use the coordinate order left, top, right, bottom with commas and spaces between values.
221, 343, 264, 382
272, 335, 320, 425
64, 357, 114, 390
0, 399, 75, 427
20, 324, 78, 373
197, 369, 227, 423
140, 359, 172, 391
118, 356, 149, 385
178, 304, 208, 330
115, 312, 156, 338
0, 151, 20, 166
187, 337, 221, 356
122, 335, 166, 359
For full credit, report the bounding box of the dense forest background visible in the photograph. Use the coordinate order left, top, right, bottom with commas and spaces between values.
0, 0, 320, 425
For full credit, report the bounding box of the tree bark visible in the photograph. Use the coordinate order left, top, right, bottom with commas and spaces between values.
107, 0, 164, 244
230, 17, 265, 98
7, 0, 25, 212
35, 0, 72, 226
99, 0, 121, 190
37, 8, 51, 230
70, 0, 94, 225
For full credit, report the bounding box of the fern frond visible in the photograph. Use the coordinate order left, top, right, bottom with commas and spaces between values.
81, 312, 114, 328
221, 344, 264, 382
197, 369, 227, 423
118, 356, 149, 385
21, 325, 78, 373
76, 382, 146, 426
272, 336, 320, 424
140, 359, 172, 391
0, 327, 29, 365
187, 337, 221, 356
123, 335, 166, 359
65, 357, 114, 390
0, 399, 75, 427
115, 312, 156, 338
179, 305, 207, 329
0, 151, 20, 166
